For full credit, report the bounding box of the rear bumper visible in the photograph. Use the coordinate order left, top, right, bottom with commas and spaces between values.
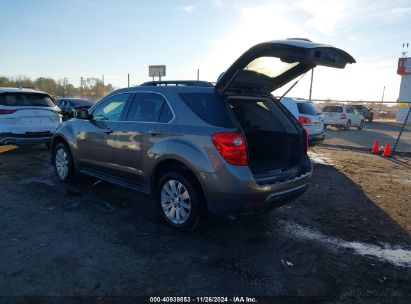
201, 155, 313, 215
308, 132, 325, 146
0, 132, 52, 145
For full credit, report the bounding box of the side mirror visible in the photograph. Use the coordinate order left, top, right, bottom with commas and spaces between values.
75, 109, 90, 120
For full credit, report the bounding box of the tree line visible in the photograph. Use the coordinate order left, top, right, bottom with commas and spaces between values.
0, 76, 114, 101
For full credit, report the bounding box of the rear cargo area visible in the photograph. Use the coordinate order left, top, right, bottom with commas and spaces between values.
228, 97, 301, 175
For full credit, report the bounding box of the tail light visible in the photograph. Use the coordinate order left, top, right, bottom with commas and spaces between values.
340, 114, 347, 119
298, 116, 312, 126
303, 128, 309, 153
211, 132, 248, 166
0, 109, 17, 115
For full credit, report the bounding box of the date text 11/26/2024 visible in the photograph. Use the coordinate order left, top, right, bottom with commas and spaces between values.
149, 297, 258, 303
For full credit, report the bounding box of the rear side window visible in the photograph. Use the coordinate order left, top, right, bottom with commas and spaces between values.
0, 93, 54, 107
179, 93, 233, 127
346, 107, 354, 113
126, 93, 173, 123
322, 106, 343, 113
297, 102, 320, 115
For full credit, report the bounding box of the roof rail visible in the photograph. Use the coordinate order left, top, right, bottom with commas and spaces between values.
140, 80, 214, 87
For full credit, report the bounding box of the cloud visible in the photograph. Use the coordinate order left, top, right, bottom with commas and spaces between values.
181, 5, 195, 13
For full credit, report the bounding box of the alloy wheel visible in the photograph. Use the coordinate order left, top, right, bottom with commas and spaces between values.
55, 148, 69, 180
161, 180, 191, 224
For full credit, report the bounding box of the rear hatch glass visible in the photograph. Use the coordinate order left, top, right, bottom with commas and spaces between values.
322, 106, 343, 113
179, 93, 233, 127
297, 102, 320, 115
0, 93, 54, 107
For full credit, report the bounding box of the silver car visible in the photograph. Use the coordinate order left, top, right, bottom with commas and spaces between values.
281, 98, 325, 146
51, 39, 355, 230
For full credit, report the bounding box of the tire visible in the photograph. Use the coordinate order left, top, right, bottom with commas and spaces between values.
157, 172, 204, 231
357, 120, 364, 130
345, 120, 351, 131
53, 143, 75, 182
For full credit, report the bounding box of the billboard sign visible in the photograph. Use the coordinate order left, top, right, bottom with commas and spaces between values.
149, 65, 166, 77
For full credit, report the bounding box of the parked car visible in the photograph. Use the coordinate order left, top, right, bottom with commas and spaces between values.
55, 98, 93, 120
353, 104, 373, 122
51, 39, 355, 230
281, 98, 325, 146
322, 105, 364, 130
0, 87, 62, 147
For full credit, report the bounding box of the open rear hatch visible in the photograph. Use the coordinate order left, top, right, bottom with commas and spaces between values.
217, 39, 355, 178
215, 38, 355, 94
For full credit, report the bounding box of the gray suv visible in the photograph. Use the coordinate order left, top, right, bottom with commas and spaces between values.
51, 39, 355, 230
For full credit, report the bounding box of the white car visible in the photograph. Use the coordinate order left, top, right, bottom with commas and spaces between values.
322, 105, 364, 130
281, 97, 325, 146
0, 87, 62, 146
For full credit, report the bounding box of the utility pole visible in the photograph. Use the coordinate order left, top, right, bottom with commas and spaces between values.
308, 68, 314, 102
102, 74, 105, 86
381, 86, 385, 112
128, 73, 130, 87
197, 69, 200, 81
80, 77, 84, 97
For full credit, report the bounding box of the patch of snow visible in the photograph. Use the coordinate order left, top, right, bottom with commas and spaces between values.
280, 221, 411, 268
308, 151, 333, 165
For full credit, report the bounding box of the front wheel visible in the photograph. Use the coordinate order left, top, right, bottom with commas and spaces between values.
53, 143, 75, 182
157, 172, 204, 231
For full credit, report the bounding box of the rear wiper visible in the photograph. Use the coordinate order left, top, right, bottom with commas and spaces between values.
278, 72, 307, 102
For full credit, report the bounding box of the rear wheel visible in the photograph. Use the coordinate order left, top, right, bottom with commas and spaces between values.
53, 143, 75, 182
345, 120, 351, 131
357, 120, 364, 130
157, 172, 203, 231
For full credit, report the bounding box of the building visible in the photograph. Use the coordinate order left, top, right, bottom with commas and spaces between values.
397, 57, 411, 123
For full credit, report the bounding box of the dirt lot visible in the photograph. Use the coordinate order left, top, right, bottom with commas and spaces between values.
0, 144, 410, 303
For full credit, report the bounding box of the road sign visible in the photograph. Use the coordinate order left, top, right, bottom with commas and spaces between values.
149, 65, 166, 77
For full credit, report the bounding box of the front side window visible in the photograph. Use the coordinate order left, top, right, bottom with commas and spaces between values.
93, 94, 130, 121
126, 93, 172, 123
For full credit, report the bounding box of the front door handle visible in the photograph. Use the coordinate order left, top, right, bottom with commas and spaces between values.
104, 128, 114, 134
148, 129, 162, 136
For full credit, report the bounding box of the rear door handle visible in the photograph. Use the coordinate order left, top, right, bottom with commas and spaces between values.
148, 129, 162, 136
104, 128, 114, 134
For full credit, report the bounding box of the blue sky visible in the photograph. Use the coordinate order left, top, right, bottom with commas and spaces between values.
1, 0, 411, 100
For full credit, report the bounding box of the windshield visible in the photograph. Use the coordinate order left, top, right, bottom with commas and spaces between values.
71, 99, 93, 107
0, 92, 55, 107
322, 105, 343, 113
244, 57, 299, 78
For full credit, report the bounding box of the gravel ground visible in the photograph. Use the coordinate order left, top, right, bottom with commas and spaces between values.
0, 144, 410, 303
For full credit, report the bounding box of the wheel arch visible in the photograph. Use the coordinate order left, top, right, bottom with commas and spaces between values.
151, 158, 207, 213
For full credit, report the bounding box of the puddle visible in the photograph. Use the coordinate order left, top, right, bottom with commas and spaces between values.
280, 221, 411, 268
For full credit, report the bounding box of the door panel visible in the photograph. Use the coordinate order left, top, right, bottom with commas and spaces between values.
76, 93, 131, 173
77, 120, 118, 173
112, 92, 174, 184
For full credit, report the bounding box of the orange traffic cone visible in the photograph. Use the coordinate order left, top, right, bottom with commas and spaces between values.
372, 139, 379, 154
382, 142, 391, 157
